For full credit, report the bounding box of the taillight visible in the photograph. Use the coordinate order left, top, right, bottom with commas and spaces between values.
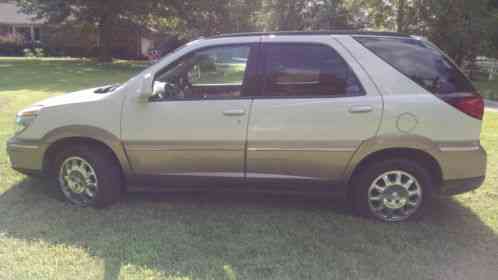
441, 93, 484, 120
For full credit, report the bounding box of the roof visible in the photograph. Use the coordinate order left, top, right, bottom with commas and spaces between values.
0, 1, 45, 25
210, 30, 409, 38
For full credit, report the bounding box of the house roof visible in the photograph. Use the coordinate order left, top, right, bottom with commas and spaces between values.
0, 1, 45, 25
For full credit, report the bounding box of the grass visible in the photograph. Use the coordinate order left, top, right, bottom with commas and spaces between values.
0, 57, 497, 280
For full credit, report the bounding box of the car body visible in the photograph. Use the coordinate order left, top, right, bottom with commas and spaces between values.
7, 31, 487, 222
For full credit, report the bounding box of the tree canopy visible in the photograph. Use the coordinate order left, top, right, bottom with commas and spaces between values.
16, 0, 498, 62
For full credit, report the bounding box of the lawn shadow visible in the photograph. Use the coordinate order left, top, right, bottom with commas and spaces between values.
1, 178, 497, 280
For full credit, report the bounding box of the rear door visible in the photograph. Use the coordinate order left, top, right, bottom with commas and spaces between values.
245, 36, 382, 185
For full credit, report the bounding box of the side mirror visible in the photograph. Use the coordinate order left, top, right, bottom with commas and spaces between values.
137, 72, 154, 101
152, 81, 166, 97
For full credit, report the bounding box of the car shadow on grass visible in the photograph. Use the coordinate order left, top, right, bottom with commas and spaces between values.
1, 178, 497, 280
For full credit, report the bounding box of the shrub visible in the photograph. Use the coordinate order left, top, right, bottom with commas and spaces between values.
34, 47, 46, 57
23, 48, 35, 57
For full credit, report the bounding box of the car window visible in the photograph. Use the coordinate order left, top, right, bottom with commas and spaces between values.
153, 45, 251, 100
354, 37, 475, 95
262, 44, 364, 97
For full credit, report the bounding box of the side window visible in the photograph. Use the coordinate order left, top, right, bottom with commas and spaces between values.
263, 44, 364, 97
354, 37, 475, 95
153, 45, 251, 100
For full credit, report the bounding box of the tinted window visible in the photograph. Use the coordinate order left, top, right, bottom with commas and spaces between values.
153, 45, 251, 100
263, 44, 364, 97
355, 37, 475, 95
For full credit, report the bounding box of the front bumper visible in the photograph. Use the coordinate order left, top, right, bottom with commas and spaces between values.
6, 137, 45, 175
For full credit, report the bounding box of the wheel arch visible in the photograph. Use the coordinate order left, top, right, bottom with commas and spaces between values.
347, 147, 443, 191
41, 126, 131, 177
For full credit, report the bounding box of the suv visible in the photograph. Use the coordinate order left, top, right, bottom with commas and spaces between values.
7, 31, 487, 222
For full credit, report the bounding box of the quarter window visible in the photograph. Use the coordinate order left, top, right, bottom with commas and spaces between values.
153, 45, 251, 100
354, 37, 475, 95
263, 44, 364, 97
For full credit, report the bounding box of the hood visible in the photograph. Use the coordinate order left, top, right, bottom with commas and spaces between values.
32, 86, 110, 108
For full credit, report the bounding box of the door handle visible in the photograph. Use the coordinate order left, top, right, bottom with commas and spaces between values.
349, 105, 373, 114
223, 109, 246, 116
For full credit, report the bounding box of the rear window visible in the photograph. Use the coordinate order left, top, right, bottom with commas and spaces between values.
354, 37, 475, 95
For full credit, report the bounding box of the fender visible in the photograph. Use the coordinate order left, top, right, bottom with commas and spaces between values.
344, 134, 442, 183
41, 125, 132, 175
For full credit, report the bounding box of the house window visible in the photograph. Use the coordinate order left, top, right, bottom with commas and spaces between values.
34, 27, 40, 41
0, 25, 10, 36
16, 26, 31, 42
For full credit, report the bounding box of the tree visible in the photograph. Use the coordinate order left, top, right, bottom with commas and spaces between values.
421, 0, 492, 65
359, 0, 496, 65
17, 0, 157, 62
257, 0, 356, 31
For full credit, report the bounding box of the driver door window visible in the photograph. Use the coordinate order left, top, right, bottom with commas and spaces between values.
154, 45, 251, 100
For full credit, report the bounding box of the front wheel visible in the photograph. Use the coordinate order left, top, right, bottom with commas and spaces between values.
352, 159, 432, 222
54, 144, 122, 208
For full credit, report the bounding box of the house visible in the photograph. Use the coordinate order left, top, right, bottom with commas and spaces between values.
0, 0, 169, 59
0, 0, 44, 42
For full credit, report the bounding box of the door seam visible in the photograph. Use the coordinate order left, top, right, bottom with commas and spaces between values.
243, 99, 254, 180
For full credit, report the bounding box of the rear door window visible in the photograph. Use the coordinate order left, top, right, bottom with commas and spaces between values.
354, 37, 475, 95
261, 44, 365, 97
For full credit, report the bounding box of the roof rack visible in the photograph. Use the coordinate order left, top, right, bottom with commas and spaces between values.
210, 30, 409, 39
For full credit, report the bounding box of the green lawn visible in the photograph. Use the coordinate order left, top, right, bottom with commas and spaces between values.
0, 58, 497, 280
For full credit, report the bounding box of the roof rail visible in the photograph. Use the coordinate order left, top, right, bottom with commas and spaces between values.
209, 30, 409, 39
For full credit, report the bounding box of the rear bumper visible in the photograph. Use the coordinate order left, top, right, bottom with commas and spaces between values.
439, 176, 485, 196
438, 144, 487, 195
439, 145, 487, 180
6, 137, 45, 175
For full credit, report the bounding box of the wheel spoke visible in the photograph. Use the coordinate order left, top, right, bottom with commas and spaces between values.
369, 195, 382, 201
408, 189, 420, 197
85, 186, 96, 198
403, 179, 414, 190
395, 171, 402, 184
382, 175, 391, 186
406, 200, 418, 207
373, 184, 385, 193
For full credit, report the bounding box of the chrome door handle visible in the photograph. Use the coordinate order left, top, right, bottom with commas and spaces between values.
349, 106, 373, 114
223, 109, 246, 116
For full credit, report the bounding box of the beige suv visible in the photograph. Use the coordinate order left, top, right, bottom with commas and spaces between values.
7, 31, 487, 222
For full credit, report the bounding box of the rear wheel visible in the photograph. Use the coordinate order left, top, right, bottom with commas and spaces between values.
352, 159, 432, 222
54, 144, 122, 208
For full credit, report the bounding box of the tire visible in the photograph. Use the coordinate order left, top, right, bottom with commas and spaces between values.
352, 159, 433, 222
54, 144, 122, 208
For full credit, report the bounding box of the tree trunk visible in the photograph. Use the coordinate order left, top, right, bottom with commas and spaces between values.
327, 0, 338, 29
97, 16, 113, 62
397, 0, 406, 33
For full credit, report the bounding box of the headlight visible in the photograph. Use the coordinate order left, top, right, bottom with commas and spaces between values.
15, 106, 42, 135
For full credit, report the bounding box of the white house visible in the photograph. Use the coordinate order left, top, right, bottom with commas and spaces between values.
0, 0, 45, 42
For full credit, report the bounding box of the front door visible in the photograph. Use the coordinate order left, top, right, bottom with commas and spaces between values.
246, 37, 383, 185
122, 44, 257, 186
